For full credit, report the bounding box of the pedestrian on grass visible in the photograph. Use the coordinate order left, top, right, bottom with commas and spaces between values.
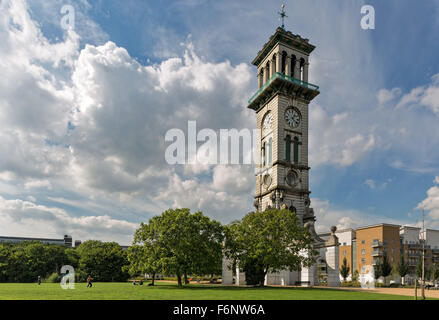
37, 275, 41, 285
86, 274, 93, 288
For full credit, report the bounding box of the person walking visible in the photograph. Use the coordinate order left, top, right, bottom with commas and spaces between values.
37, 275, 41, 285
86, 275, 93, 288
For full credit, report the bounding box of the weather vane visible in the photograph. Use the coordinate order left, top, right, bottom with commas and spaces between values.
278, 3, 288, 29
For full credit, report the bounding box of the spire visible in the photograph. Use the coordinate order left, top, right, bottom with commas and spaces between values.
278, 3, 288, 29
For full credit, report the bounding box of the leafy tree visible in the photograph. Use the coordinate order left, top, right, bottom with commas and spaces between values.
352, 269, 359, 282
126, 218, 163, 285
380, 253, 393, 284
340, 257, 350, 281
76, 240, 129, 282
373, 259, 382, 284
224, 208, 317, 286
396, 256, 409, 285
129, 209, 224, 287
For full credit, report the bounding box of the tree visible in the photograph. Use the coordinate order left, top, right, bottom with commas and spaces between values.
396, 256, 409, 285
373, 259, 382, 284
339, 257, 350, 281
224, 208, 317, 286
129, 209, 224, 287
352, 269, 359, 282
127, 216, 164, 286
76, 240, 129, 282
380, 253, 393, 285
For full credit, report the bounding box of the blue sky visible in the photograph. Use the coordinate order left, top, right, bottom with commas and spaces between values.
1, 0, 439, 244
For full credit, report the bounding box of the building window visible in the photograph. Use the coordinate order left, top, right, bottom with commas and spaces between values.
361, 249, 365, 255
293, 136, 299, 164
285, 135, 291, 163
361, 258, 366, 264
268, 138, 272, 165
343, 250, 347, 256
361, 240, 365, 244
391, 248, 395, 254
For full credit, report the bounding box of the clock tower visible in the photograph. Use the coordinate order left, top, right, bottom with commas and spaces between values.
249, 26, 319, 225
222, 8, 341, 287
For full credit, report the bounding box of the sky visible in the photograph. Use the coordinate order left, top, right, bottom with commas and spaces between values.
1, 0, 439, 245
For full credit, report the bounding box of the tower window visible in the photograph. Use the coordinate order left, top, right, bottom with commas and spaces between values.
281, 52, 287, 74
262, 142, 266, 167
293, 137, 299, 164
291, 55, 296, 78
285, 135, 291, 163
268, 138, 272, 165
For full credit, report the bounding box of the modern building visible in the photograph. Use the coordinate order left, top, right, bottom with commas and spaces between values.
0, 234, 73, 247
319, 224, 439, 283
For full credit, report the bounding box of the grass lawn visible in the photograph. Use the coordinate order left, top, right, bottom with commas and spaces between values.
0, 281, 430, 300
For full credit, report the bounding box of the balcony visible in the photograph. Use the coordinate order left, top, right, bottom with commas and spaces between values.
247, 72, 320, 111
371, 240, 382, 247
372, 250, 382, 257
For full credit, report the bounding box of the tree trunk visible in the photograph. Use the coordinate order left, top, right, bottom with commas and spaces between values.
151, 272, 155, 286
184, 272, 189, 284
177, 272, 182, 287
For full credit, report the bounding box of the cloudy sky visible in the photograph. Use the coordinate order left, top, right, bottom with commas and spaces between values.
1, 0, 439, 245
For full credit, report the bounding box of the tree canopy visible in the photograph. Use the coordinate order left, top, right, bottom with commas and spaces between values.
223, 208, 317, 286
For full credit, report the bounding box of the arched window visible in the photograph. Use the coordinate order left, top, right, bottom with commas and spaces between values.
266, 61, 271, 80
272, 54, 276, 74
268, 138, 273, 165
293, 136, 299, 164
259, 69, 264, 87
285, 135, 291, 163
291, 55, 296, 78
281, 52, 287, 74
262, 142, 266, 167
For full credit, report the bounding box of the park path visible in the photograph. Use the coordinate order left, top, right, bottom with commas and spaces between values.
317, 286, 439, 299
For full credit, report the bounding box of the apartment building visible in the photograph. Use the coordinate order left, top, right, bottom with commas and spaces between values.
356, 224, 401, 274
319, 224, 439, 283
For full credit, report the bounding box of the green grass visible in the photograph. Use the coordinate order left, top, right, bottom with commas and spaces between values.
0, 281, 429, 300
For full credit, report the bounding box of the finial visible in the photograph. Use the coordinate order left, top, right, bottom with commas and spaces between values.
278, 3, 288, 29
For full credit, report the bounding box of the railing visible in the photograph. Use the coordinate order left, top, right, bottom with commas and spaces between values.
372, 250, 382, 256
248, 72, 320, 104
371, 240, 382, 247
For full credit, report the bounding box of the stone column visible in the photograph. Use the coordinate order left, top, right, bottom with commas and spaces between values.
294, 61, 301, 80
324, 226, 341, 287
303, 62, 309, 82
222, 257, 233, 285
236, 265, 246, 286
276, 54, 281, 73
285, 56, 290, 76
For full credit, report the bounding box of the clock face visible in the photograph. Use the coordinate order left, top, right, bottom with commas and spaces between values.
285, 108, 300, 128
263, 113, 273, 132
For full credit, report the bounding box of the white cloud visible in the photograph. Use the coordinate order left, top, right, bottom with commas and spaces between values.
0, 196, 137, 244
24, 179, 52, 190
312, 198, 411, 233
377, 88, 402, 105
